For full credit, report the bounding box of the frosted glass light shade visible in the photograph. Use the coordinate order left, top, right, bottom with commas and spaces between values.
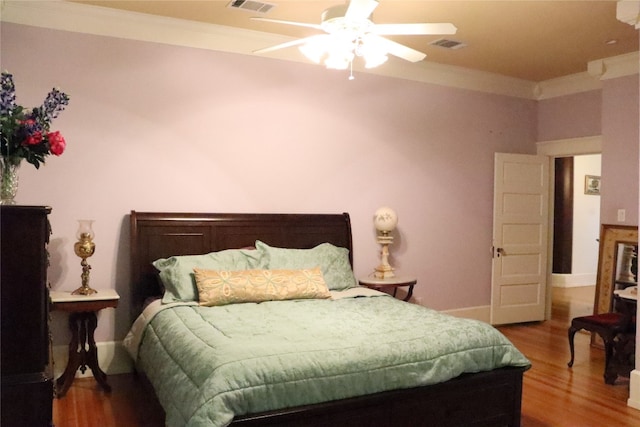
76, 219, 95, 240
374, 207, 398, 233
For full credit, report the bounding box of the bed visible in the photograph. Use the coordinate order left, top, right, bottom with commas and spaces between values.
126, 211, 530, 427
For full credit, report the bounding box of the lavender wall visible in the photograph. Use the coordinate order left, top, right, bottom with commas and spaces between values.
3, 23, 538, 343
537, 76, 639, 226
537, 90, 602, 141
601, 75, 639, 225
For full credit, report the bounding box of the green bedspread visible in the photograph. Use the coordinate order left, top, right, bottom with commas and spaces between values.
135, 294, 530, 427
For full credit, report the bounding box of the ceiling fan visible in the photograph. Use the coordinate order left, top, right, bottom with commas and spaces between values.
251, 0, 457, 70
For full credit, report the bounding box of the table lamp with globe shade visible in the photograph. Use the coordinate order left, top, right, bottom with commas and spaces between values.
373, 207, 398, 279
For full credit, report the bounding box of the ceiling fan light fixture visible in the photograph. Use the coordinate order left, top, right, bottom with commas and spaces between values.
324, 49, 354, 70
364, 51, 388, 69
253, 0, 455, 75
299, 40, 326, 64
299, 34, 359, 70
358, 36, 389, 69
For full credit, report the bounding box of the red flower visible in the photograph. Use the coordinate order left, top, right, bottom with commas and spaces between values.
48, 130, 66, 156
24, 131, 43, 146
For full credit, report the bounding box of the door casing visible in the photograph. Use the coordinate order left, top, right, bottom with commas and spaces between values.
536, 135, 602, 320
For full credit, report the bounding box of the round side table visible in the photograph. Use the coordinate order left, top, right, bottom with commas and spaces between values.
359, 276, 417, 301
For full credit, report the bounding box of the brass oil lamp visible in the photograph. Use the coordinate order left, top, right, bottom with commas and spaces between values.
72, 220, 97, 295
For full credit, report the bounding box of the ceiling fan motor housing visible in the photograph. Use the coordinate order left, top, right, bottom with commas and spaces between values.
321, 5, 374, 38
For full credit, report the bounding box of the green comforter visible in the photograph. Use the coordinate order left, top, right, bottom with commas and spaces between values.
135, 294, 530, 426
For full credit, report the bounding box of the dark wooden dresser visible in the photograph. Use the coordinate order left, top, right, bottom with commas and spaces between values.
1, 205, 53, 426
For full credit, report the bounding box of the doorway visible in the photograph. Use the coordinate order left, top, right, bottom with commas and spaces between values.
551, 153, 601, 322
536, 135, 602, 320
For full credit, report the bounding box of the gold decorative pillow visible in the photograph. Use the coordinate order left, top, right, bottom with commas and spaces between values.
194, 267, 332, 307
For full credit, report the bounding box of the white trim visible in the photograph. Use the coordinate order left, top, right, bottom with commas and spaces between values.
361, 56, 536, 99
551, 273, 596, 288
588, 52, 640, 81
441, 305, 491, 323
52, 341, 134, 379
617, 0, 640, 29
537, 135, 603, 321
536, 136, 603, 157
0, 0, 535, 99
0, 0, 285, 55
533, 73, 602, 100
2, 0, 637, 99
629, 370, 640, 410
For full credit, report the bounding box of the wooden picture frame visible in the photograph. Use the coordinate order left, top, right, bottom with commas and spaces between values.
594, 224, 638, 316
585, 175, 601, 195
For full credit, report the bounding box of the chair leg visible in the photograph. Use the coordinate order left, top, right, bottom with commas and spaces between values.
602, 336, 617, 385
567, 326, 578, 367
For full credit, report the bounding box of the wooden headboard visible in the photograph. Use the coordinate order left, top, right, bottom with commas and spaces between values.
129, 211, 353, 318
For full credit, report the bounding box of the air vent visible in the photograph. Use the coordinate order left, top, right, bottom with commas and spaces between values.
429, 39, 466, 50
228, 0, 276, 14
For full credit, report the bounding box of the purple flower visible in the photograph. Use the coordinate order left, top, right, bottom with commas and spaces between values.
41, 88, 70, 121
0, 71, 16, 116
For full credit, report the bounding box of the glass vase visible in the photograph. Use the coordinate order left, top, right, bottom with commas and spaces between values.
0, 156, 22, 205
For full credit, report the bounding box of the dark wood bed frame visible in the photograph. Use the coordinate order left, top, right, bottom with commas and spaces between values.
129, 211, 526, 427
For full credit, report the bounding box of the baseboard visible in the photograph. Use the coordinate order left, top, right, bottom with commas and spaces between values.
441, 305, 491, 323
629, 370, 640, 410
552, 273, 596, 288
52, 341, 134, 378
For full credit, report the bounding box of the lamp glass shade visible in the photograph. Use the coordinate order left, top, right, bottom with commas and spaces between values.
374, 207, 398, 232
76, 219, 95, 240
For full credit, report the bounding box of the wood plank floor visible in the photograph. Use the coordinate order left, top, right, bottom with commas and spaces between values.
53, 286, 640, 426
500, 286, 640, 426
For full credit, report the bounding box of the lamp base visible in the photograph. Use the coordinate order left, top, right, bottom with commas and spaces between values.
72, 286, 98, 296
374, 266, 395, 279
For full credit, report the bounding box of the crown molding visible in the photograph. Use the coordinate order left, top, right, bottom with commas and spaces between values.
0, 0, 286, 55
617, 0, 640, 29
588, 51, 640, 81
1, 0, 636, 100
533, 72, 603, 100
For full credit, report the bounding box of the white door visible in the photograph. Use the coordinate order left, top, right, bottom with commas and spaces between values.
491, 153, 549, 325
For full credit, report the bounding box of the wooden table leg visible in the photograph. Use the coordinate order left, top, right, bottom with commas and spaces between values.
403, 284, 415, 302
85, 312, 111, 392
55, 312, 111, 398
605, 331, 636, 384
55, 313, 81, 397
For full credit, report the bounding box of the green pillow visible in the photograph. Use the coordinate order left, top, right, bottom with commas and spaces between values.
256, 240, 357, 291
153, 248, 265, 303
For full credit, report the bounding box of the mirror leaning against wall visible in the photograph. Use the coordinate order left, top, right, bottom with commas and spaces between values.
594, 224, 638, 316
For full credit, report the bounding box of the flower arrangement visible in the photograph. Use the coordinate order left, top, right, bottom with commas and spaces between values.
1, 71, 70, 169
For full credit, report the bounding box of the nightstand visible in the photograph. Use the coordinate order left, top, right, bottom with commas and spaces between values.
49, 289, 119, 398
359, 276, 417, 301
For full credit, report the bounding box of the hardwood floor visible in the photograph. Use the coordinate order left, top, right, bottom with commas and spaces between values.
52, 374, 164, 427
500, 285, 640, 426
53, 286, 640, 426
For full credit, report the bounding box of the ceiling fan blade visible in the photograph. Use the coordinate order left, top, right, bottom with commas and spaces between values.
366, 35, 426, 62
372, 23, 457, 36
250, 16, 323, 31
253, 35, 323, 54
345, 0, 379, 20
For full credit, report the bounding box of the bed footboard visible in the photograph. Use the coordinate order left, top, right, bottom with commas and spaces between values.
232, 367, 525, 427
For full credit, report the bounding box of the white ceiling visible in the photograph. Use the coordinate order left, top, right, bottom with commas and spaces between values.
70, 0, 639, 82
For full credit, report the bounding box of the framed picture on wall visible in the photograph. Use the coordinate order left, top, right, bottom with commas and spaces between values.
585, 175, 601, 195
